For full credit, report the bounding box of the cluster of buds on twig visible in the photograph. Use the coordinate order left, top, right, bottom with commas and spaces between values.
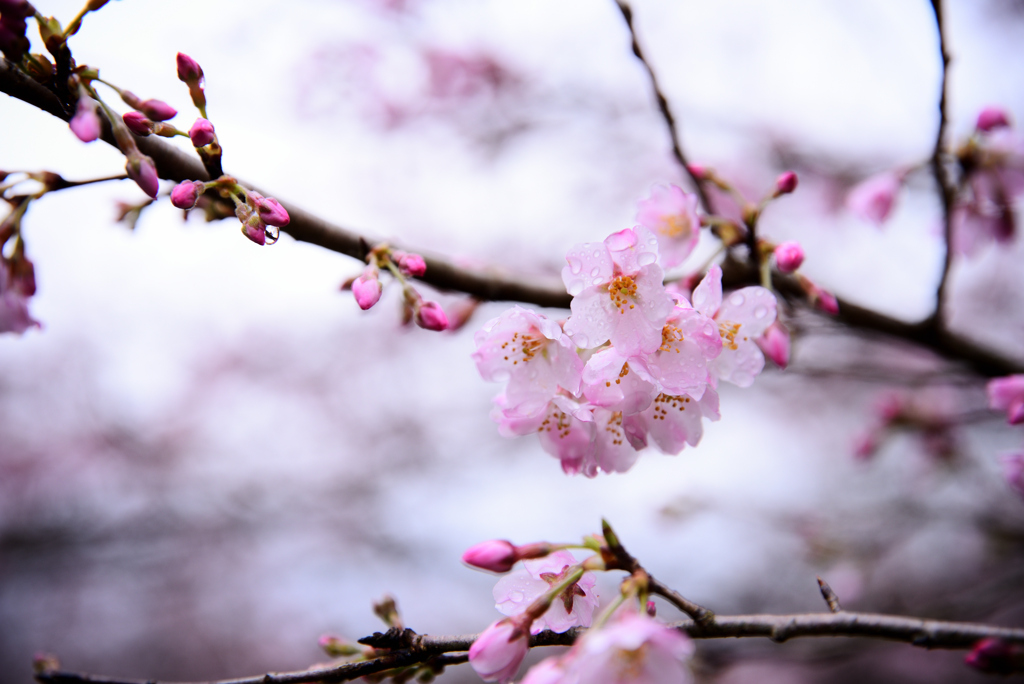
170, 175, 290, 246
345, 244, 449, 332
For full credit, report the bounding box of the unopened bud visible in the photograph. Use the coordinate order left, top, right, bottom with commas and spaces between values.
69, 97, 101, 142
646, 601, 657, 617
965, 638, 1024, 675
125, 153, 160, 198
242, 215, 267, 246
255, 196, 290, 228
122, 110, 153, 136
396, 252, 427, 277
176, 52, 204, 83
686, 163, 708, 179
774, 171, 798, 196
415, 300, 448, 331
189, 118, 216, 147
773, 241, 804, 273
170, 180, 205, 210
755, 321, 790, 369
976, 106, 1011, 133
461, 540, 518, 573
139, 98, 177, 121
318, 635, 363, 658
352, 272, 382, 310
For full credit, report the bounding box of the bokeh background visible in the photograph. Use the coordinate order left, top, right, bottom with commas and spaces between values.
3, 0, 1024, 682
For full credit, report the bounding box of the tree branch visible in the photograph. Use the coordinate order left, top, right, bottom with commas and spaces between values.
2, 59, 1022, 376
34, 611, 1024, 684
929, 0, 957, 325
612, 0, 714, 213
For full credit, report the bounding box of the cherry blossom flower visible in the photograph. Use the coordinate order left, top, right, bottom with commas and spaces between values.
520, 610, 694, 684
469, 618, 529, 683
847, 171, 902, 226
562, 226, 673, 355
1002, 453, 1024, 499
627, 305, 721, 400
493, 550, 599, 634
692, 265, 776, 387
635, 185, 701, 268
635, 388, 720, 455
954, 127, 1024, 255
987, 375, 1024, 425
474, 307, 583, 423
581, 348, 657, 415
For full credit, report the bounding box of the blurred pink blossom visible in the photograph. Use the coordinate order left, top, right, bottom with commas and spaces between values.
976, 106, 1011, 133
352, 271, 382, 310
469, 619, 529, 683
755, 321, 790, 369
987, 375, 1024, 425
635, 184, 701, 268
1001, 453, 1024, 499
69, 96, 102, 142
846, 171, 902, 226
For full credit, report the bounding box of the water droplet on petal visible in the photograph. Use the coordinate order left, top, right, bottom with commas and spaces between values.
575, 333, 590, 348
511, 591, 524, 602
730, 293, 745, 306
754, 305, 768, 319
593, 250, 602, 258
593, 277, 602, 285
568, 257, 583, 275
591, 267, 600, 276
637, 252, 657, 266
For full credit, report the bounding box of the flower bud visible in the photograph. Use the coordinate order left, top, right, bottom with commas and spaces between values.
686, 163, 708, 179
170, 180, 205, 209
256, 196, 290, 227
469, 619, 529, 683
755, 321, 790, 369
397, 252, 427, 277
122, 110, 153, 136
847, 171, 901, 226
242, 214, 267, 245
189, 118, 216, 147
774, 170, 798, 195
462, 540, 517, 573
976, 106, 1011, 133
352, 272, 382, 310
139, 98, 177, 121
773, 241, 804, 273
987, 375, 1024, 425
965, 638, 1023, 674
176, 52, 204, 83
125, 153, 160, 198
318, 635, 363, 658
69, 97, 101, 142
415, 300, 448, 331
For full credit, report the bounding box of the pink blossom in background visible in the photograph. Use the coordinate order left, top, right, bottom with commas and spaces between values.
987, 375, 1024, 425
846, 171, 902, 226
976, 106, 1011, 132
493, 550, 598, 634
69, 96, 101, 143
0, 261, 39, 334
520, 609, 694, 684
954, 128, 1024, 254
468, 619, 529, 683
635, 184, 701, 268
692, 265, 776, 388
562, 226, 673, 355
1002, 453, 1024, 499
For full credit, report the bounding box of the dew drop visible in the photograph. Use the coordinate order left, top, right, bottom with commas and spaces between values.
637, 252, 657, 266
754, 305, 768, 319
511, 591, 524, 602
593, 250, 602, 258
729, 293, 745, 306
568, 257, 583, 275
575, 333, 590, 347
591, 267, 600, 276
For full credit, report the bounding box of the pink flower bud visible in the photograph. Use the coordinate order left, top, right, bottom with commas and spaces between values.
122, 110, 153, 136
125, 153, 159, 198
773, 241, 804, 273
755, 321, 790, 369
965, 638, 1022, 675
176, 52, 204, 83
69, 97, 101, 142
397, 252, 427, 277
852, 431, 880, 461
170, 180, 205, 209
816, 289, 839, 315
242, 215, 267, 245
775, 170, 798, 195
847, 171, 901, 226
139, 98, 177, 121
988, 375, 1024, 425
256, 196, 290, 228
976, 106, 1011, 133
646, 600, 657, 617
686, 163, 707, 179
189, 118, 215, 147
352, 272, 382, 310
461, 540, 517, 573
469, 619, 529, 683
415, 300, 448, 331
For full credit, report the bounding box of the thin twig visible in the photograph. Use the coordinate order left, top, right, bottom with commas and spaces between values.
613, 0, 713, 213
929, 0, 957, 326
34, 611, 1024, 684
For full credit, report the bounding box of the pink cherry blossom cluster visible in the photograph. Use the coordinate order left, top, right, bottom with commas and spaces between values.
463, 532, 693, 684
347, 244, 448, 331
847, 106, 1024, 256
474, 187, 779, 477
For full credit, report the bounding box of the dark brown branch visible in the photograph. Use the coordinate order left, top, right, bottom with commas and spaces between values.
35, 611, 1024, 684
3, 59, 1022, 376
613, 0, 713, 213
929, 0, 957, 325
